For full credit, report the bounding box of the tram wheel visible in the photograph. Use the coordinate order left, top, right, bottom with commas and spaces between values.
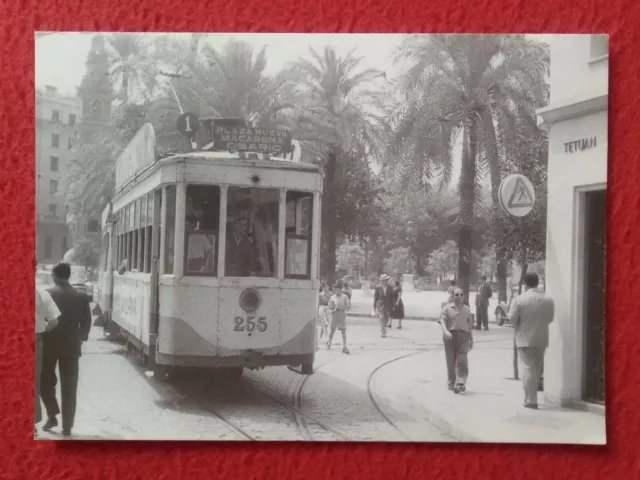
153, 364, 171, 382
221, 367, 244, 381
301, 363, 313, 375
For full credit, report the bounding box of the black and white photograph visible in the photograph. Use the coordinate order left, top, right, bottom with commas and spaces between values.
34, 32, 608, 443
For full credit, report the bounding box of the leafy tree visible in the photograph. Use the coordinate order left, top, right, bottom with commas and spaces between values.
336, 242, 366, 275
384, 247, 412, 276
385, 34, 549, 303
105, 33, 157, 103
485, 126, 548, 292
426, 240, 459, 281
281, 46, 387, 283
63, 103, 149, 259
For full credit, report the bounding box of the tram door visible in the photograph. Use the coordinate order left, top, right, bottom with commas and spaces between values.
148, 189, 163, 355
583, 189, 606, 404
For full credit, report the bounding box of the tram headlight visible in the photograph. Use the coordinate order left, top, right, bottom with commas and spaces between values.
239, 288, 261, 313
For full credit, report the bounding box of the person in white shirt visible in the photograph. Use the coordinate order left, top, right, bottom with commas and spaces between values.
327, 281, 351, 354
35, 285, 60, 435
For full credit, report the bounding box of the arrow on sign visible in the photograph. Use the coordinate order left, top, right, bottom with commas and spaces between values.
507, 177, 535, 209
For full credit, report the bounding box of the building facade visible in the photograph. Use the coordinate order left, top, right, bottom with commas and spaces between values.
66, 34, 114, 261
537, 35, 608, 411
35, 86, 82, 263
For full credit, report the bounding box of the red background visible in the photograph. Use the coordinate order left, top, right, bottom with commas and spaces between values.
1, 0, 638, 478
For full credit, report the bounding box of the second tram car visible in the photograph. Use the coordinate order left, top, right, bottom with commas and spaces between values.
95, 123, 322, 378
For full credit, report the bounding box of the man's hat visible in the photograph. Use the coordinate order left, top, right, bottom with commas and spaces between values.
380, 274, 390, 281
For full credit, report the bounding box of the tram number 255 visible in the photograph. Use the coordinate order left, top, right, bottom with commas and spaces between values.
234, 316, 268, 332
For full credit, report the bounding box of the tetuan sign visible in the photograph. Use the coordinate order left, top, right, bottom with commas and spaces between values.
115, 123, 156, 193
564, 136, 597, 154
213, 126, 293, 155
498, 174, 536, 217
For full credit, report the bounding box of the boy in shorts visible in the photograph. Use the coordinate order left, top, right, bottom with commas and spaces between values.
327, 281, 351, 354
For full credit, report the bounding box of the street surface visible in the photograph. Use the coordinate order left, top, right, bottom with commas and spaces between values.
36, 309, 605, 444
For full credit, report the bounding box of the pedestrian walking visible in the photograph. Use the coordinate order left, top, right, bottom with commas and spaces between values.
390, 280, 404, 329
474, 276, 493, 330
509, 272, 555, 410
35, 282, 60, 437
317, 283, 332, 343
447, 280, 457, 300
342, 281, 352, 300
326, 281, 351, 354
438, 287, 474, 394
372, 274, 394, 337
40, 262, 92, 437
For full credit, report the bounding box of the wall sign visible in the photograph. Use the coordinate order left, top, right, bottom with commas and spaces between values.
564, 137, 597, 154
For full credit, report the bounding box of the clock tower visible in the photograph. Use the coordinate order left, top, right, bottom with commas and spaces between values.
77, 34, 113, 129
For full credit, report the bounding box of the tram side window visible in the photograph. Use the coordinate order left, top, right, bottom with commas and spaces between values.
100, 232, 110, 272
185, 185, 220, 276
285, 191, 313, 279
144, 191, 154, 273
164, 185, 176, 275
226, 187, 279, 278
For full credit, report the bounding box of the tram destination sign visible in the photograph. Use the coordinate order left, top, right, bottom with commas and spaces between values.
212, 126, 293, 155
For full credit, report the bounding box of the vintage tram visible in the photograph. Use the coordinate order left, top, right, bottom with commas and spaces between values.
95, 120, 322, 378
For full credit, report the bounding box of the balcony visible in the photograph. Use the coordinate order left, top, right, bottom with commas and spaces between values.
37, 213, 66, 225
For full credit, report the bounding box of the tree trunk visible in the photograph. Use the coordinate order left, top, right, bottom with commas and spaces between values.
322, 147, 339, 284
518, 252, 529, 295
485, 113, 508, 303
458, 126, 476, 305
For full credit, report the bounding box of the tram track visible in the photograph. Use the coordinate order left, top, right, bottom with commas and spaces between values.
365, 337, 511, 442
125, 333, 510, 442
243, 358, 352, 441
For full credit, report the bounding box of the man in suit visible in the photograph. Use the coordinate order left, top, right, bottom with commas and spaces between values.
225, 217, 257, 276
372, 274, 394, 338
509, 272, 555, 409
475, 276, 493, 330
41, 262, 92, 436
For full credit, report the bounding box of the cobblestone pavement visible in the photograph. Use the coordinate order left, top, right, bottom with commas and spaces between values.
35, 318, 520, 442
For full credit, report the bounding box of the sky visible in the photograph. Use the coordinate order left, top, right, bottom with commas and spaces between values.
35, 32, 405, 95
34, 32, 554, 95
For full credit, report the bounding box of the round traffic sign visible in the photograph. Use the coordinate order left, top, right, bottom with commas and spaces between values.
498, 174, 536, 217
176, 113, 200, 138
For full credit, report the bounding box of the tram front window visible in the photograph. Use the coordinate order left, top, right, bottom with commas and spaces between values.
185, 185, 220, 276
226, 187, 279, 278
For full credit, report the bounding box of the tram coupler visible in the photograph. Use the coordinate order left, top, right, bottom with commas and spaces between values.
287, 364, 314, 375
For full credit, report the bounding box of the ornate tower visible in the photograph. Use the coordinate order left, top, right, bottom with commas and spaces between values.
77, 34, 113, 129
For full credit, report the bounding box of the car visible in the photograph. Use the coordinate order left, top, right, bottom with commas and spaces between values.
70, 266, 94, 302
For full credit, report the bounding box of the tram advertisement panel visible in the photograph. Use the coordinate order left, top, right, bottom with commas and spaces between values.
212, 126, 293, 155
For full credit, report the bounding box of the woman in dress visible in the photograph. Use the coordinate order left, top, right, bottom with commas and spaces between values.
390, 280, 405, 329
317, 283, 332, 343
327, 280, 351, 354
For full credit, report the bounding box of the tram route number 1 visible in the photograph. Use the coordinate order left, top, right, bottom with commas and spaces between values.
234, 315, 268, 333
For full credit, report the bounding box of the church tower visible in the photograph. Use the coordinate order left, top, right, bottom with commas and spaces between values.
77, 34, 113, 130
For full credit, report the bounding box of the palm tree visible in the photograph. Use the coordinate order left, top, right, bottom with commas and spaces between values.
147, 37, 293, 151
280, 46, 387, 282
386, 34, 549, 302
105, 33, 157, 104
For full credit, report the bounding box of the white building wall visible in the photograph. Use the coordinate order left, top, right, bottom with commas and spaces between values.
538, 34, 608, 408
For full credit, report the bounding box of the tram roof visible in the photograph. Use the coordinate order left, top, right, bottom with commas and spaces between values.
160, 150, 322, 174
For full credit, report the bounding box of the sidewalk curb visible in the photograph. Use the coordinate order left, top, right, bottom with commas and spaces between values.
405, 392, 481, 443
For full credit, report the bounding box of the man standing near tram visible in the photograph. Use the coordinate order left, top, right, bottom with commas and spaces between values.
40, 262, 92, 437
